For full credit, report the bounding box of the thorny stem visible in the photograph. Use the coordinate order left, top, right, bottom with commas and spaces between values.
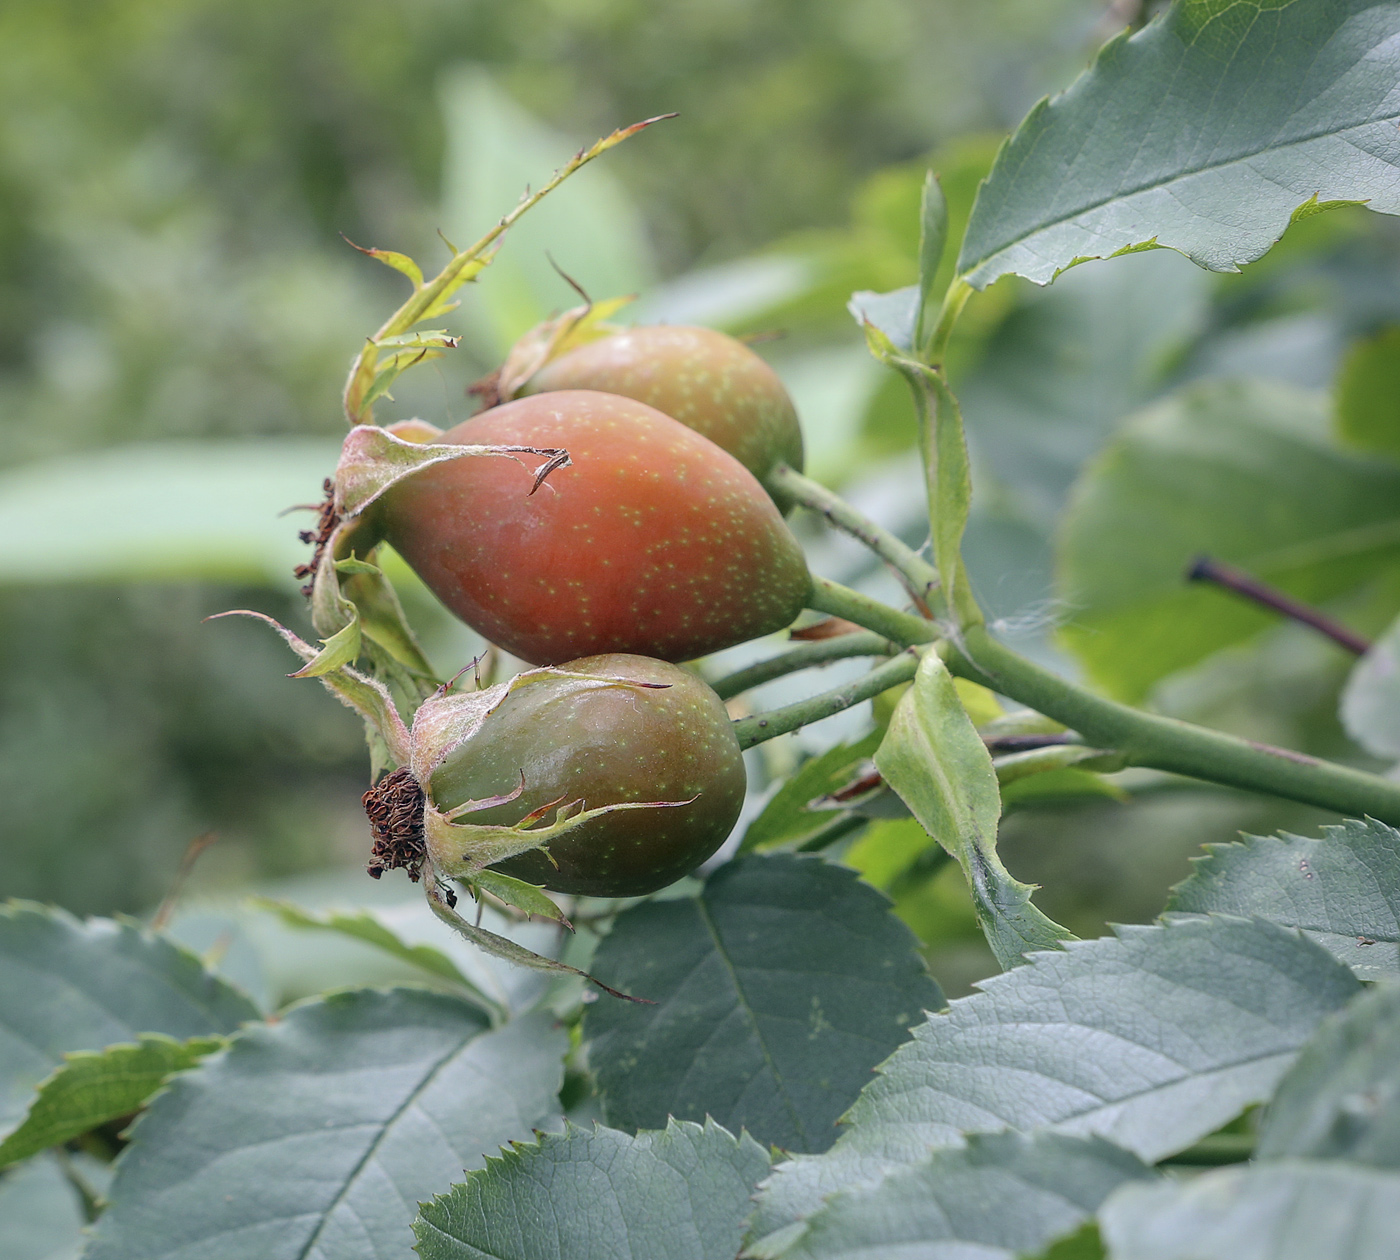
948, 625, 1400, 825
733, 650, 922, 750
768, 463, 941, 609
710, 630, 898, 701
1187, 554, 1373, 656
802, 567, 1400, 822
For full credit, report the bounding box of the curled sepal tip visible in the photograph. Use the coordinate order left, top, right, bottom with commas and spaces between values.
333, 424, 572, 519
422, 868, 651, 1004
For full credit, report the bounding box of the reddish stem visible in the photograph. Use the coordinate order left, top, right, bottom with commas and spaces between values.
1186, 555, 1372, 657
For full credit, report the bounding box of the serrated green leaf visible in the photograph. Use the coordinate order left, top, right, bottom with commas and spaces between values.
957, 0, 1400, 288
0, 902, 259, 1144
1167, 818, 1400, 979
1058, 379, 1400, 702
1256, 981, 1400, 1167
1098, 1160, 1400, 1260
1341, 613, 1400, 759
414, 1118, 770, 1260
1336, 324, 1400, 461
255, 899, 506, 1019
875, 652, 1072, 967
740, 730, 882, 852
752, 1132, 1152, 1260
0, 1033, 222, 1169
583, 854, 942, 1154
746, 916, 1359, 1254
85, 990, 564, 1260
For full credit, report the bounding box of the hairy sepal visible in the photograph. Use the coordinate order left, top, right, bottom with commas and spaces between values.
333, 424, 571, 519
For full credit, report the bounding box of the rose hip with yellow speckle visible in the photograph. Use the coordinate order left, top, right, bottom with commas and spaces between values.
372, 389, 811, 665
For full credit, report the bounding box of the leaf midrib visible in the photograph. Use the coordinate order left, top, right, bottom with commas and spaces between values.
295, 1023, 487, 1260
694, 896, 809, 1149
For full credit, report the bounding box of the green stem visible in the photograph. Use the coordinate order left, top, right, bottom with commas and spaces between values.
53, 1147, 103, 1223
924, 277, 972, 366
1160, 1133, 1256, 1167
711, 630, 897, 701
768, 464, 941, 609
734, 650, 922, 750
950, 625, 1400, 825
804, 579, 1400, 823
807, 575, 939, 648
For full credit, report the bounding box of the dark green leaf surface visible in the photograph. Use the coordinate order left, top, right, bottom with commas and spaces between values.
85, 990, 565, 1260
1341, 614, 1400, 759
414, 1118, 769, 1260
1257, 981, 1400, 1166
1168, 818, 1400, 978
0, 1034, 223, 1168
584, 854, 941, 1154
745, 916, 1358, 1254
1098, 1161, 1400, 1260
759, 1132, 1152, 1260
957, 0, 1400, 288
876, 652, 1072, 967
0, 902, 259, 1143
1335, 324, 1400, 460
1058, 379, 1400, 701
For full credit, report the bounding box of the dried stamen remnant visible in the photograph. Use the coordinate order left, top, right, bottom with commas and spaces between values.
363, 766, 427, 881
292, 478, 340, 596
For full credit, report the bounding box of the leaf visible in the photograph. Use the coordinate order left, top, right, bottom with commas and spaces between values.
414, 1118, 770, 1260
875, 651, 1072, 967
956, 0, 1400, 289
1167, 817, 1400, 979
1058, 379, 1400, 702
745, 915, 1359, 1254
1341, 613, 1400, 758
739, 730, 882, 852
255, 899, 506, 1019
0, 1034, 222, 1168
84, 990, 565, 1260
1098, 1161, 1400, 1260
1256, 980, 1400, 1166
0, 1150, 109, 1260
1336, 324, 1400, 460
847, 286, 920, 354
0, 902, 258, 1144
582, 854, 942, 1154
749, 1132, 1153, 1260
0, 439, 339, 585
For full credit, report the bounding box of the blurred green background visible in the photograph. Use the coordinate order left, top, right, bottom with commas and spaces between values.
6, 0, 1400, 996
